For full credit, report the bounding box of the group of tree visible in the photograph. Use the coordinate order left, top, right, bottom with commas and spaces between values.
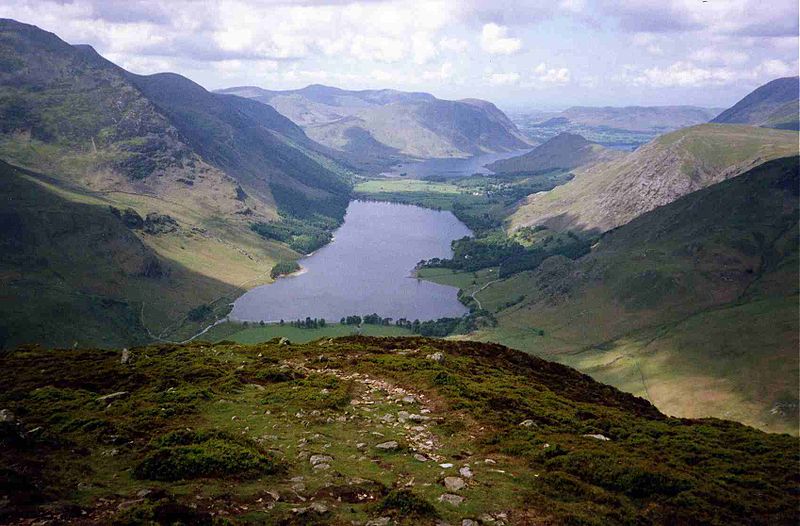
283, 317, 326, 329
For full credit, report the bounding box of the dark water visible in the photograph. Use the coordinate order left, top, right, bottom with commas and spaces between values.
231, 201, 472, 322
381, 149, 532, 179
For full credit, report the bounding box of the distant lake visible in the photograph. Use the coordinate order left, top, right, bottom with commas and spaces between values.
380, 149, 532, 179
231, 201, 472, 323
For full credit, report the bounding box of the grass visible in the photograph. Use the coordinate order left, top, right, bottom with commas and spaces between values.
204, 322, 414, 344
355, 179, 461, 194
0, 337, 797, 525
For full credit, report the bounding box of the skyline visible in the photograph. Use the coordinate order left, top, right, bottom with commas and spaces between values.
2, 0, 798, 110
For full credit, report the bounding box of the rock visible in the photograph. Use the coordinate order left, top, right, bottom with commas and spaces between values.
366, 518, 392, 526
413, 454, 429, 462
462, 520, 477, 526
0, 409, 15, 423
459, 466, 473, 478
381, 414, 396, 423
519, 419, 536, 427
310, 454, 333, 465
397, 411, 410, 423
120, 348, 130, 364
375, 441, 399, 451
312, 463, 330, 470
266, 490, 280, 501
426, 352, 445, 363
439, 463, 453, 468
583, 433, 611, 441
408, 414, 430, 422
279, 337, 291, 346
438, 493, 464, 506
143, 213, 178, 235
484, 458, 496, 464
401, 395, 416, 404
443, 476, 465, 492
96, 391, 128, 402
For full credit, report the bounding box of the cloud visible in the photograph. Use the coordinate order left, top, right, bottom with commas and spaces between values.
532, 63, 571, 85
487, 72, 520, 85
690, 48, 749, 66
422, 61, 454, 81
480, 23, 522, 55
439, 36, 468, 53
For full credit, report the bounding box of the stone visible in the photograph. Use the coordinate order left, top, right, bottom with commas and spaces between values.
96, 391, 128, 402
366, 518, 391, 526
408, 414, 430, 422
309, 502, 329, 513
443, 476, 465, 492
426, 352, 445, 363
120, 348, 131, 364
375, 441, 399, 450
484, 458, 496, 464
413, 454, 429, 462
583, 433, 611, 441
519, 419, 536, 427
381, 414, 396, 423
439, 463, 453, 468
459, 466, 473, 478
312, 463, 330, 471
438, 493, 464, 506
462, 520, 477, 526
310, 454, 333, 465
397, 411, 410, 423
279, 337, 291, 346
0, 409, 15, 423
401, 395, 416, 404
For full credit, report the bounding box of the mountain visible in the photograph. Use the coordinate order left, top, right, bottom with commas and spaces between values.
556, 105, 722, 132
0, 19, 351, 345
216, 84, 532, 171
712, 76, 799, 130
473, 156, 799, 433
487, 132, 624, 173
510, 124, 799, 233
1, 336, 797, 525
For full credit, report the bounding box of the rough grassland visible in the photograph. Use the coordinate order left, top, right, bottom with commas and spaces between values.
1, 337, 797, 525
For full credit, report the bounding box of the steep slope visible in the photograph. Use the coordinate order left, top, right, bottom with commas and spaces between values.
0, 161, 236, 349
1, 337, 797, 525
0, 19, 350, 343
216, 84, 532, 170
712, 76, 799, 130
558, 105, 721, 132
474, 157, 799, 433
487, 132, 625, 173
510, 124, 799, 233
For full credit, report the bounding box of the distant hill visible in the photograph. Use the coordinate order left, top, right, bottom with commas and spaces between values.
487, 132, 624, 173
477, 156, 799, 433
712, 76, 800, 130
216, 84, 532, 171
510, 124, 799, 233
557, 105, 722, 132
0, 19, 351, 345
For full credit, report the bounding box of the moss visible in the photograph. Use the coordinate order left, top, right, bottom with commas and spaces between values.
134, 430, 282, 481
378, 489, 438, 518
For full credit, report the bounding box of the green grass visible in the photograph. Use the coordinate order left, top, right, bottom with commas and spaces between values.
204, 322, 414, 344
355, 178, 460, 194
1, 337, 797, 525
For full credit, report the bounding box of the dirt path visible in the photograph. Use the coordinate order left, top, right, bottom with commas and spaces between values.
471, 278, 501, 310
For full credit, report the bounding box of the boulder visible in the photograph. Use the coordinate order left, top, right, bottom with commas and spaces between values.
375, 441, 399, 451
444, 476, 465, 492
120, 348, 131, 365
438, 493, 464, 506
426, 352, 445, 363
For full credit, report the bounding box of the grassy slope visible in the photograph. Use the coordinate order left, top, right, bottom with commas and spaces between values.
1, 337, 797, 526
465, 157, 799, 434
510, 124, 799, 233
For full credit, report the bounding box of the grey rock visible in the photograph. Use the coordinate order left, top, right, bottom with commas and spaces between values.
583, 433, 611, 441
443, 476, 465, 492
459, 466, 473, 478
97, 391, 128, 402
375, 440, 399, 450
413, 453, 429, 462
120, 348, 131, 364
426, 352, 445, 363
438, 493, 464, 506
519, 419, 536, 427
0, 409, 15, 423
279, 337, 291, 346
310, 454, 333, 465
462, 520, 477, 526
366, 518, 392, 526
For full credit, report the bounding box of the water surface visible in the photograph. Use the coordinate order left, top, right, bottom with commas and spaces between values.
380, 149, 532, 179
231, 201, 472, 322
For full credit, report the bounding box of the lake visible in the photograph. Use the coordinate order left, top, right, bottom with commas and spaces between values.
380, 148, 532, 179
231, 201, 472, 323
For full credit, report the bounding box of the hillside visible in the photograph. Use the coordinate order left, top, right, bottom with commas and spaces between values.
1, 336, 798, 525
487, 132, 624, 173
558, 105, 722, 132
510, 124, 799, 233
471, 157, 799, 433
216, 84, 532, 171
0, 19, 351, 344
712, 76, 799, 130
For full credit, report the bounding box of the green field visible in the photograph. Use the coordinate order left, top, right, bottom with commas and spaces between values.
355, 179, 460, 194
203, 322, 414, 344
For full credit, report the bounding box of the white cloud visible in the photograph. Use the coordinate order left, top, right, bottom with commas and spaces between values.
422, 61, 454, 81
632, 61, 736, 87
480, 23, 522, 55
756, 59, 795, 77
532, 63, 571, 85
691, 48, 749, 65
487, 72, 520, 85
439, 36, 468, 53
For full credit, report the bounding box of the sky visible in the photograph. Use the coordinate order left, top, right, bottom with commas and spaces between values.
2, 0, 798, 110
